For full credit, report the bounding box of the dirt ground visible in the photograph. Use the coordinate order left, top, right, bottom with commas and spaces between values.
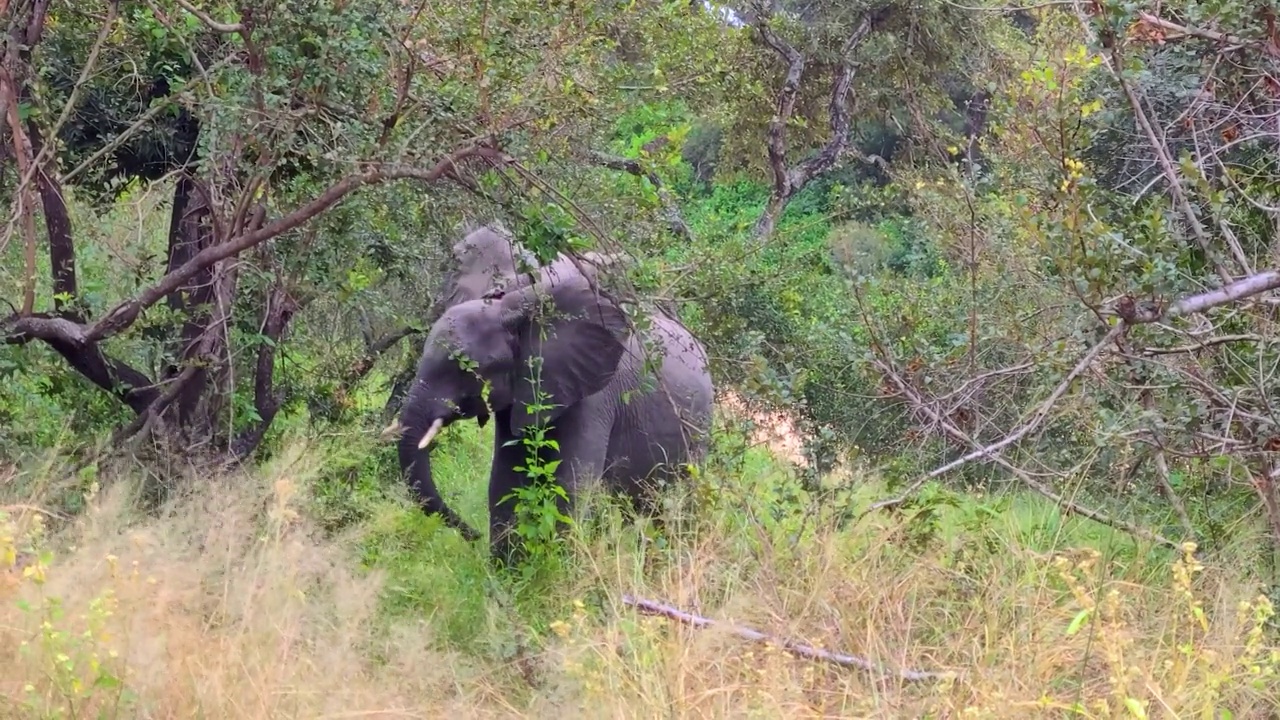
716, 391, 808, 467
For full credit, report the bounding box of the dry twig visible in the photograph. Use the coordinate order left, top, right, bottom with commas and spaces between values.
621, 594, 950, 682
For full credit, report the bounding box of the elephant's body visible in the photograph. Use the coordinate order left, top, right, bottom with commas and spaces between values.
495, 303, 712, 515
597, 311, 712, 496
395, 243, 713, 561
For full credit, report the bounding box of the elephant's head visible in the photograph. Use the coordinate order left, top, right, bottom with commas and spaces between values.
438, 225, 539, 309
396, 272, 632, 540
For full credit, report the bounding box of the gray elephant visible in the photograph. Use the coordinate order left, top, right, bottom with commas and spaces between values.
440, 224, 540, 307
483, 248, 623, 300
384, 224, 540, 418
395, 262, 714, 562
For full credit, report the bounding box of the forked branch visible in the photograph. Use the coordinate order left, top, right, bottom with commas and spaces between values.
750, 7, 885, 238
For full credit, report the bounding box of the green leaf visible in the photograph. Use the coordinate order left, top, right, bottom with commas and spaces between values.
1065, 607, 1092, 636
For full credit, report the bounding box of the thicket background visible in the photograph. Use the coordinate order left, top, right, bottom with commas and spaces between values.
3, 0, 1280, 716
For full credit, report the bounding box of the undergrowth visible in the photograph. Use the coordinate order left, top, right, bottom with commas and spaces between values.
2, 419, 1278, 718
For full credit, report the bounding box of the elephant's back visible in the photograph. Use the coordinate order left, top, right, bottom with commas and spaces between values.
647, 315, 713, 411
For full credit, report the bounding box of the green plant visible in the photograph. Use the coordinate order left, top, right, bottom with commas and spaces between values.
502, 354, 574, 570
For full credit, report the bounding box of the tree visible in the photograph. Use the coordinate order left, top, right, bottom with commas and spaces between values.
706, 0, 1004, 239
1, 0, 734, 460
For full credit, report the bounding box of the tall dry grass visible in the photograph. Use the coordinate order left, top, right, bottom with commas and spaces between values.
2, 437, 1278, 719
1, 447, 488, 718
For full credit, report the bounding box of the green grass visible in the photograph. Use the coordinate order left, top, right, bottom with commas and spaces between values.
3, 412, 1278, 718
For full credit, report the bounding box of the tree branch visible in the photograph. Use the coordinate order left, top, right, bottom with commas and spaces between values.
110, 364, 201, 445
27, 122, 78, 316
1, 59, 38, 314
922, 322, 1125, 480
621, 594, 949, 682
172, 0, 244, 34
1136, 11, 1280, 59
229, 281, 298, 460
754, 16, 806, 206
1114, 269, 1280, 324
750, 9, 884, 238
849, 277, 1178, 548
586, 150, 694, 241
2, 314, 161, 415
1140, 333, 1266, 356
2, 314, 88, 345
338, 325, 423, 397
84, 145, 508, 344
789, 13, 877, 189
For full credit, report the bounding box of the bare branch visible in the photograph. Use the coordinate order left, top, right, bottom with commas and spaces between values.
789, 14, 877, 189
923, 323, 1125, 480
754, 17, 806, 206
172, 0, 244, 34
1115, 269, 1280, 324
1140, 333, 1267, 356
1136, 11, 1280, 59
2, 314, 88, 345
750, 9, 885, 238
586, 150, 693, 242
849, 275, 1178, 547
1150, 439, 1195, 538
621, 594, 950, 682
337, 325, 423, 396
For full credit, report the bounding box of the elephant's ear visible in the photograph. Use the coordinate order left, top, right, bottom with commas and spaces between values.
499, 276, 629, 436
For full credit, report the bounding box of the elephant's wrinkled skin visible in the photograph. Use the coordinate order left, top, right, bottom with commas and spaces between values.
396, 263, 713, 561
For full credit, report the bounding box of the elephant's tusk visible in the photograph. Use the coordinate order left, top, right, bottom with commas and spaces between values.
417, 418, 445, 449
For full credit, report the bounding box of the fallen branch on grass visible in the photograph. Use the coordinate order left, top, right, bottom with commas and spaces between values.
621, 594, 950, 683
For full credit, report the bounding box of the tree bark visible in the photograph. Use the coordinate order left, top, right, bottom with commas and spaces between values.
26, 122, 78, 315
750, 10, 884, 239
161, 171, 218, 430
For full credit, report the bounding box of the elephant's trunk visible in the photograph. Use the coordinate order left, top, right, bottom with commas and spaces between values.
397, 405, 482, 541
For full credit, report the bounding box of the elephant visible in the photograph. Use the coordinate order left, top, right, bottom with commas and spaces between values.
482, 248, 624, 300
394, 261, 714, 561
383, 224, 540, 418
440, 224, 539, 308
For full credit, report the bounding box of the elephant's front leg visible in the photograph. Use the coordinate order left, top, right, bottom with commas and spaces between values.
487, 432, 533, 565
488, 407, 611, 563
